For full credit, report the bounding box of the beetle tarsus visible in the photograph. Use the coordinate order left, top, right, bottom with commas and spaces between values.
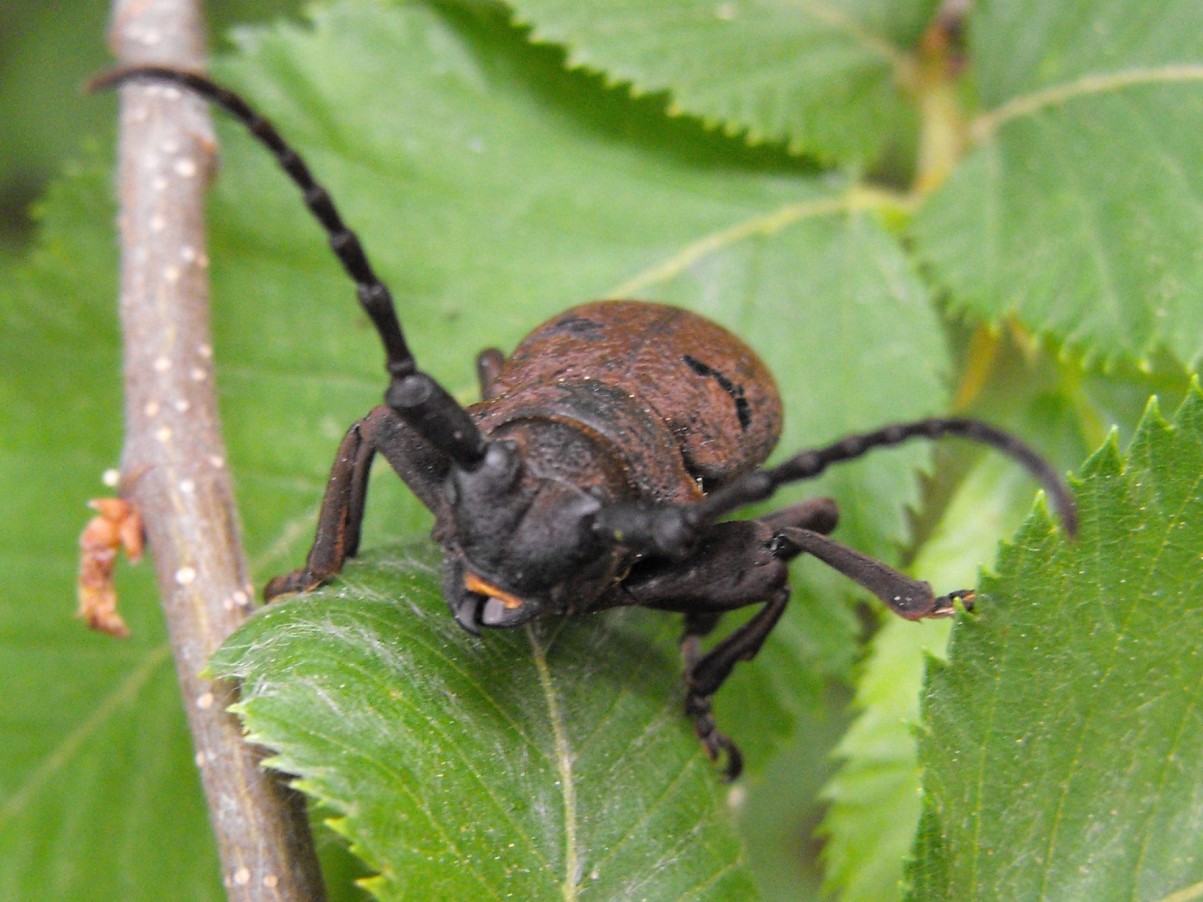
686, 688, 743, 781
931, 589, 975, 617
263, 568, 324, 601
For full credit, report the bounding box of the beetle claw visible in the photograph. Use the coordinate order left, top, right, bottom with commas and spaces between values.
931, 589, 975, 617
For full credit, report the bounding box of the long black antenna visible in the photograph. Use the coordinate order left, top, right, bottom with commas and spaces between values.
716, 417, 1075, 531
595, 416, 1078, 556
91, 66, 487, 469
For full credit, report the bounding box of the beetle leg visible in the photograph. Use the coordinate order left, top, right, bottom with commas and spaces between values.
675, 522, 972, 776
680, 588, 789, 780
264, 405, 449, 600
615, 500, 835, 779
759, 496, 839, 534
774, 527, 973, 620
264, 421, 372, 599
476, 348, 505, 400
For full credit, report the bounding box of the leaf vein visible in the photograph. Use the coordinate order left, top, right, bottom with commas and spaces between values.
785, 0, 911, 73
0, 647, 171, 827
607, 195, 847, 298
974, 64, 1203, 139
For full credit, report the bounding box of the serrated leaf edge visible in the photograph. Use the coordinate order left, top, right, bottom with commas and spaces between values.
505, 2, 915, 161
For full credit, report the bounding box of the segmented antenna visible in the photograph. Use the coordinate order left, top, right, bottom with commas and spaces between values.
710, 417, 1078, 535
596, 416, 1078, 555
91, 66, 414, 376
91, 66, 487, 469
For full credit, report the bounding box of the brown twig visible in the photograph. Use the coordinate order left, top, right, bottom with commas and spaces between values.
106, 0, 325, 897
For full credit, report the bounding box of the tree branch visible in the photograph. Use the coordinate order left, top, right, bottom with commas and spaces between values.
106, 0, 325, 897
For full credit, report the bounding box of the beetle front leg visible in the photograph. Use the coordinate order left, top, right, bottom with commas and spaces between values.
264, 418, 374, 599
264, 405, 448, 600
775, 527, 973, 620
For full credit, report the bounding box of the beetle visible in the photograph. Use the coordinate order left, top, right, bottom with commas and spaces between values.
96, 66, 1076, 779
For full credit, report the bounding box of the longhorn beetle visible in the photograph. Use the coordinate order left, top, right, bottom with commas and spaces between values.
96, 66, 1076, 779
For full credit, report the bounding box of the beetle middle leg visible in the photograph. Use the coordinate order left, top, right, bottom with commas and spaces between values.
614, 499, 837, 778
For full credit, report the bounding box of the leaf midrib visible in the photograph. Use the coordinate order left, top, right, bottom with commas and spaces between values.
527, 626, 580, 900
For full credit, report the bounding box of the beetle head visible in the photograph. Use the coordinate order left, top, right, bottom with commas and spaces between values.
438, 439, 619, 633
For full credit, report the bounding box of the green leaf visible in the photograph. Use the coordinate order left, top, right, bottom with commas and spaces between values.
912, 0, 1203, 368
910, 385, 1203, 899
507, 0, 937, 163
210, 544, 756, 899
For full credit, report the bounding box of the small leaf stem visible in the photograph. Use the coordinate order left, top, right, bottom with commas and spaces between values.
911, 3, 971, 197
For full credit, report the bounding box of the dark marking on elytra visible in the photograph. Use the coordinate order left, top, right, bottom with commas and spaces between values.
546, 314, 606, 340
682, 354, 751, 431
